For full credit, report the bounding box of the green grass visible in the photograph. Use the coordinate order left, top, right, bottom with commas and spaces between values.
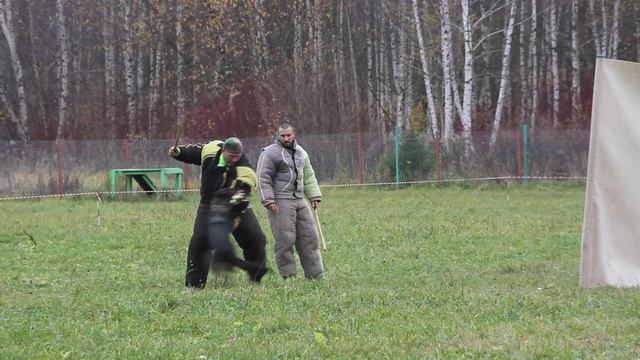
1, 185, 639, 358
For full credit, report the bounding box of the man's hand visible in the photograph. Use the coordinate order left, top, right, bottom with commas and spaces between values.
311, 200, 320, 209
168, 146, 180, 158
266, 202, 278, 213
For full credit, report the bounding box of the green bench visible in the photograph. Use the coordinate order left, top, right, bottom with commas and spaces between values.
110, 168, 184, 195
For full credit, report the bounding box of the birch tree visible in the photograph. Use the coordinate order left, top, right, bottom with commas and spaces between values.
365, 1, 376, 134
333, 0, 345, 124
103, 1, 117, 137
293, 0, 304, 121
0, 0, 29, 140
519, 0, 529, 125
175, 0, 186, 132
460, 0, 475, 157
122, 0, 137, 138
489, 1, 517, 150
390, 2, 407, 133
25, 1, 46, 130
439, 0, 455, 147
55, 0, 69, 140
588, 0, 621, 58
346, 3, 361, 129
636, 1, 640, 62
251, 0, 269, 125
570, 0, 581, 127
149, 37, 163, 138
529, 0, 538, 131
411, 0, 439, 140
550, 0, 560, 129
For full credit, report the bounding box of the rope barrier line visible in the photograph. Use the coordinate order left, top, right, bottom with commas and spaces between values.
0, 176, 586, 202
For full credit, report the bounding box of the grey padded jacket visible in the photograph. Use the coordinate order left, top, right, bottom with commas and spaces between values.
256, 140, 322, 207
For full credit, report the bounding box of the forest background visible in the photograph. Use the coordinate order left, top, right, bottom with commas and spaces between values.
0, 0, 637, 157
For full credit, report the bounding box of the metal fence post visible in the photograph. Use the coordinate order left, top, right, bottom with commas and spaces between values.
57, 142, 64, 197
517, 128, 523, 184
395, 127, 400, 187
522, 124, 529, 184
435, 133, 441, 187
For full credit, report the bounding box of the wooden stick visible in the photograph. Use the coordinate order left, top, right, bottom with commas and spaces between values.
173, 119, 185, 149
313, 208, 328, 251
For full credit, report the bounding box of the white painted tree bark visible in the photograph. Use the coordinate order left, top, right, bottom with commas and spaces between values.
0, 0, 29, 140
571, 0, 581, 127
489, 1, 517, 150
411, 0, 439, 140
55, 0, 69, 140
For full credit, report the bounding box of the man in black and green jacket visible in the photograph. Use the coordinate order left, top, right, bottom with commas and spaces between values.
169, 137, 268, 288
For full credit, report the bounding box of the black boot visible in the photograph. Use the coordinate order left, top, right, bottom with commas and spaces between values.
249, 265, 269, 283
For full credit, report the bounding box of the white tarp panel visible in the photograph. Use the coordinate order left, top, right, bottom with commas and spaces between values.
580, 58, 640, 288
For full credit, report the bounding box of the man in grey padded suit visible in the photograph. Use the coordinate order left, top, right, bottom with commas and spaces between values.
256, 123, 324, 279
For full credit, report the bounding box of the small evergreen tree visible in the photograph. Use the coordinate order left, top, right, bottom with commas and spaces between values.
375, 131, 435, 181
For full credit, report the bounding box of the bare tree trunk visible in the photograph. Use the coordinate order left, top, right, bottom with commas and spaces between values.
379, 2, 390, 141
529, 0, 538, 131
411, 0, 439, 140
175, 0, 186, 131
122, 0, 137, 139
103, 1, 117, 137
0, 0, 29, 140
334, 0, 345, 126
588, 0, 605, 57
149, 29, 163, 138
346, 3, 361, 130
439, 0, 455, 147
609, 0, 620, 59
137, 0, 148, 136
636, 1, 640, 62
293, 0, 304, 121
309, 0, 322, 126
490, 1, 517, 150
55, 0, 69, 141
519, 0, 529, 125
391, 3, 407, 134
26, 1, 47, 131
460, 0, 475, 157
550, 0, 560, 129
570, 0, 581, 127
250, 0, 269, 126
365, 1, 376, 133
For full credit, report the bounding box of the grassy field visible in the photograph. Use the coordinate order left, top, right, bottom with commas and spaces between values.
1, 185, 639, 358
